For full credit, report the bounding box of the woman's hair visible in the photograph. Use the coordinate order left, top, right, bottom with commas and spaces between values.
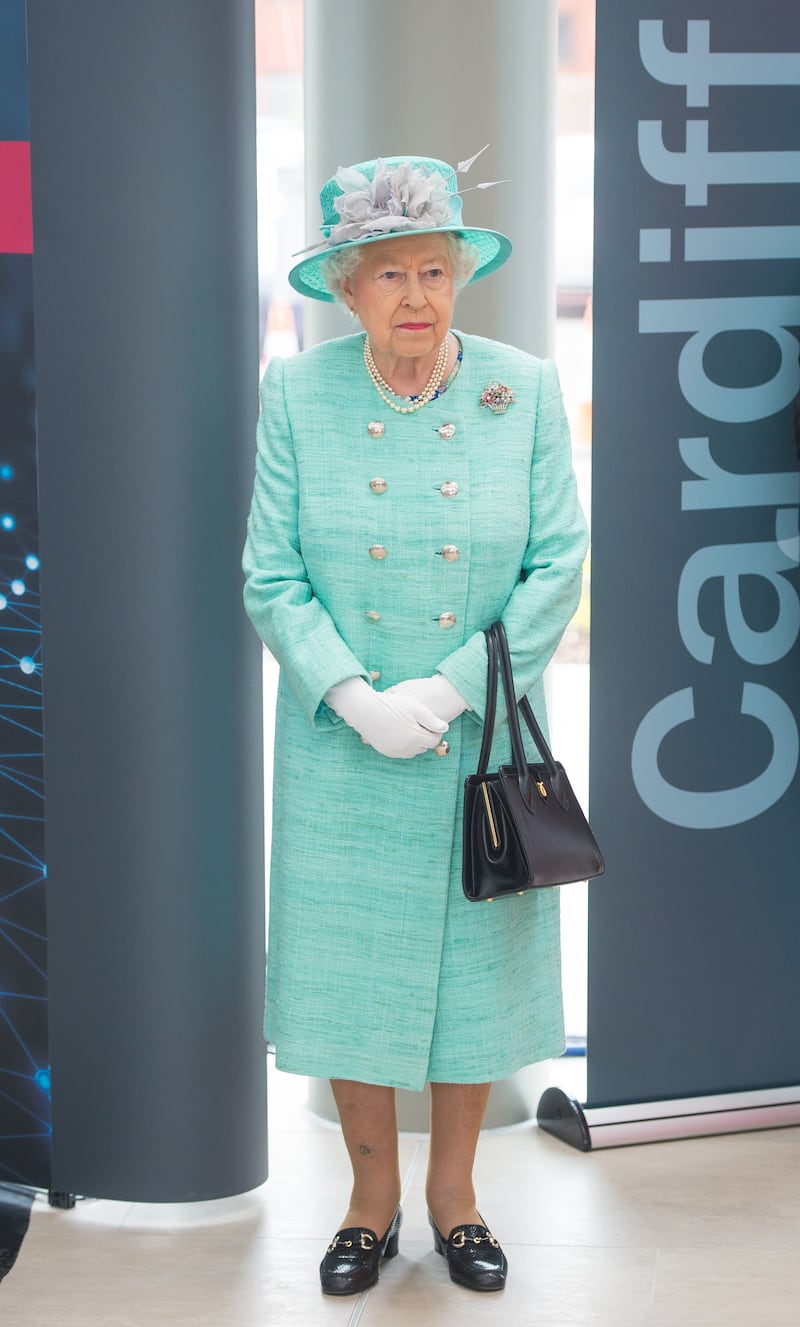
319, 232, 480, 306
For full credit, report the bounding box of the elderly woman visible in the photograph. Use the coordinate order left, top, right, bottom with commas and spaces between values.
243, 153, 588, 1296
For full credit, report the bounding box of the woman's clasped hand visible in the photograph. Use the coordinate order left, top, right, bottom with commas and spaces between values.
382, 673, 470, 724
324, 675, 456, 758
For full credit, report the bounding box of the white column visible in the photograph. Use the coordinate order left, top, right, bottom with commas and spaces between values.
303, 0, 557, 355
302, 0, 559, 1129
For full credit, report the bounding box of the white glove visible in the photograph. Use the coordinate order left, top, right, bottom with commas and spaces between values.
383, 674, 470, 723
324, 676, 448, 758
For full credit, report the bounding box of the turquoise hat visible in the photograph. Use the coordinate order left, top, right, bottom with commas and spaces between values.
288, 153, 512, 303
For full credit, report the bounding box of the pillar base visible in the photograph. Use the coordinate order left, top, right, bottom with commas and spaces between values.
537, 1084, 800, 1151
309, 1062, 560, 1132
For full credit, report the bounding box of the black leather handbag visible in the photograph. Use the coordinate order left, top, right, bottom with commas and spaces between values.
462, 621, 605, 901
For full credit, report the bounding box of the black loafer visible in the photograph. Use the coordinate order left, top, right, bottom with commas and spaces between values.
429, 1212, 508, 1292
320, 1206, 402, 1296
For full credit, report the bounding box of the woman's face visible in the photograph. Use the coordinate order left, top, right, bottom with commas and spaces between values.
340, 233, 455, 361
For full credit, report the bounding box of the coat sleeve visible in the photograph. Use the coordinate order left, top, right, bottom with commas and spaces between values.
242, 356, 370, 727
435, 358, 588, 724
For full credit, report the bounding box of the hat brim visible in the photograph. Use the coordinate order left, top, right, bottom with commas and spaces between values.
287, 226, 512, 303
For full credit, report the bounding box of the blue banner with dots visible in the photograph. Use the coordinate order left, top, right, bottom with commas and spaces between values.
0, 0, 51, 1189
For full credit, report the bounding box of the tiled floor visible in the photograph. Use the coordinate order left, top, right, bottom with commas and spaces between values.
3, 1058, 799, 1325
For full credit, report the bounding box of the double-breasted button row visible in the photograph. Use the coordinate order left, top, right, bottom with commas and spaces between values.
367, 420, 458, 440
370, 478, 460, 497
362, 416, 463, 638
367, 539, 461, 562
367, 541, 461, 563
368, 610, 456, 631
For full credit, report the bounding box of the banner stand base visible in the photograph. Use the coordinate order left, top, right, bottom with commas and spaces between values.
537, 1084, 800, 1151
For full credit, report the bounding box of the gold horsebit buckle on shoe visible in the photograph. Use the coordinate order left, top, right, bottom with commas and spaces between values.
326, 1231, 376, 1253
451, 1227, 500, 1249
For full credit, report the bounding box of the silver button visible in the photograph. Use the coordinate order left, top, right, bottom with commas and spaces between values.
367, 421, 385, 438
439, 480, 459, 498
439, 544, 460, 562
438, 423, 457, 440
369, 477, 387, 494
437, 612, 456, 629
434, 740, 450, 756
369, 669, 381, 681
369, 544, 387, 560
364, 610, 381, 622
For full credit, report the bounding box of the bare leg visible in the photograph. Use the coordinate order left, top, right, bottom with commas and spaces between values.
330, 1079, 402, 1237
426, 1081, 492, 1236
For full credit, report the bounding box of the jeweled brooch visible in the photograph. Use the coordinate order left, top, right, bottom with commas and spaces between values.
479, 382, 516, 413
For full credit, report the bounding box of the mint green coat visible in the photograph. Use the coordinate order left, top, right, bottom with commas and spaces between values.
243, 331, 588, 1091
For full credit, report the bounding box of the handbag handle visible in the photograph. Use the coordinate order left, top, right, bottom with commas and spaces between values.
493, 621, 560, 805
476, 623, 499, 776
477, 621, 562, 808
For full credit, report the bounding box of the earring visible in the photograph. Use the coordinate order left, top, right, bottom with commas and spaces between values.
348, 307, 357, 319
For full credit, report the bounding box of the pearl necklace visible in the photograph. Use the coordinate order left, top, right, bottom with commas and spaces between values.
363, 334, 449, 414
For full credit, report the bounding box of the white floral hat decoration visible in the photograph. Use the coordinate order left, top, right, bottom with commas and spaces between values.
288, 148, 512, 302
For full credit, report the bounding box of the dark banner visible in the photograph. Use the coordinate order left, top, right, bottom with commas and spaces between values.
588, 4, 800, 1105
0, 0, 50, 1187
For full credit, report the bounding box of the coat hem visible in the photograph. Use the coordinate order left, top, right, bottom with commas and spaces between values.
269, 1039, 566, 1093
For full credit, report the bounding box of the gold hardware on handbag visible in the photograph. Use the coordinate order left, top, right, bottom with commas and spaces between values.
480, 781, 500, 849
